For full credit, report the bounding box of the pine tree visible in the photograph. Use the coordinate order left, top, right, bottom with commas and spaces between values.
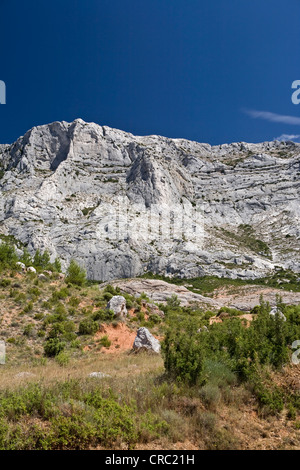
65, 259, 86, 286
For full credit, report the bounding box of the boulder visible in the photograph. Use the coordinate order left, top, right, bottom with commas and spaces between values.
16, 261, 26, 271
38, 273, 48, 281
43, 270, 52, 276
88, 372, 111, 378
27, 266, 36, 274
133, 327, 161, 354
106, 295, 127, 318
270, 306, 286, 321
15, 372, 36, 379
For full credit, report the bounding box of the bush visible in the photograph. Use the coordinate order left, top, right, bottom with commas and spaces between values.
55, 351, 70, 366
99, 335, 111, 348
68, 296, 80, 307
92, 309, 114, 322
44, 338, 65, 357
23, 324, 35, 337
33, 249, 51, 270
65, 260, 86, 286
78, 319, 99, 335
163, 320, 206, 385
0, 242, 18, 268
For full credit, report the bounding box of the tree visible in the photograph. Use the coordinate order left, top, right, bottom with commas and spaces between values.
19, 248, 32, 267
65, 259, 86, 286
0, 242, 18, 268
34, 249, 51, 269
52, 257, 62, 273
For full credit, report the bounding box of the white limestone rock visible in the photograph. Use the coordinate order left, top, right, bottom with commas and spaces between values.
133, 327, 161, 354
106, 295, 128, 318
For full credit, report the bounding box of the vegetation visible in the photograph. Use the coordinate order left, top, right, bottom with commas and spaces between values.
65, 260, 86, 286
141, 268, 300, 296
0, 243, 299, 449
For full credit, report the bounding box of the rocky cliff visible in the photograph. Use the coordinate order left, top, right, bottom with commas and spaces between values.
0, 118, 299, 280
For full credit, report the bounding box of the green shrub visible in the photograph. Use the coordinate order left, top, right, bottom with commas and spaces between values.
23, 324, 35, 337
44, 338, 65, 357
55, 351, 70, 366
0, 242, 18, 268
78, 319, 99, 335
33, 249, 51, 270
68, 296, 80, 307
99, 335, 111, 348
92, 309, 114, 322
65, 260, 86, 286
23, 302, 33, 314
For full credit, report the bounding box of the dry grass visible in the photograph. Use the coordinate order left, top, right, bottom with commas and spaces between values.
0, 350, 164, 391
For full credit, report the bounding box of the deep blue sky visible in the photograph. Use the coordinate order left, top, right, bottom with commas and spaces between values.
1, 0, 300, 145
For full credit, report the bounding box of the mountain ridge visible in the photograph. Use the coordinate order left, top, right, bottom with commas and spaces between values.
0, 119, 300, 281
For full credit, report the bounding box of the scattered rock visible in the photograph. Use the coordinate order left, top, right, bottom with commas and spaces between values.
15, 372, 36, 379
133, 327, 161, 354
16, 261, 26, 271
146, 302, 165, 318
197, 326, 208, 333
43, 270, 52, 276
270, 306, 286, 321
106, 295, 128, 318
27, 266, 36, 274
38, 273, 48, 281
88, 372, 111, 378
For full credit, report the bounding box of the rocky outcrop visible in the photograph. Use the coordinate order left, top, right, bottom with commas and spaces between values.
133, 327, 161, 354
0, 119, 300, 281
106, 295, 128, 318
102, 278, 221, 308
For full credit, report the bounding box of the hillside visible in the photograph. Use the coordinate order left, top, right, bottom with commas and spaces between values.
0, 119, 300, 281
0, 259, 299, 450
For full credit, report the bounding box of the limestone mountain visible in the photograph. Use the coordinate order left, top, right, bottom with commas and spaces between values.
0, 118, 299, 281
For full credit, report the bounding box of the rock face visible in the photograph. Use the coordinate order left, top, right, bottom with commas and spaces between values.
133, 327, 161, 354
106, 295, 128, 318
0, 118, 300, 281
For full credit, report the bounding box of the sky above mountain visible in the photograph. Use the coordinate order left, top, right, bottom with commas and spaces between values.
0, 0, 300, 145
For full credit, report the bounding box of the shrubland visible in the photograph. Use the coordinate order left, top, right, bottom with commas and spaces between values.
0, 240, 299, 449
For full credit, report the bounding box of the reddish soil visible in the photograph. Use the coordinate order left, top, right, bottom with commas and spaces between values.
95, 322, 138, 354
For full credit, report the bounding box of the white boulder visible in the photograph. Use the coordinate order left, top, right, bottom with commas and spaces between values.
106, 295, 127, 318
133, 327, 161, 354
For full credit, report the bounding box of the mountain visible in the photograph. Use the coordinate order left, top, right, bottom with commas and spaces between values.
0, 118, 300, 281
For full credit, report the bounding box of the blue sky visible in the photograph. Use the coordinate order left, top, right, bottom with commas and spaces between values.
0, 0, 300, 145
